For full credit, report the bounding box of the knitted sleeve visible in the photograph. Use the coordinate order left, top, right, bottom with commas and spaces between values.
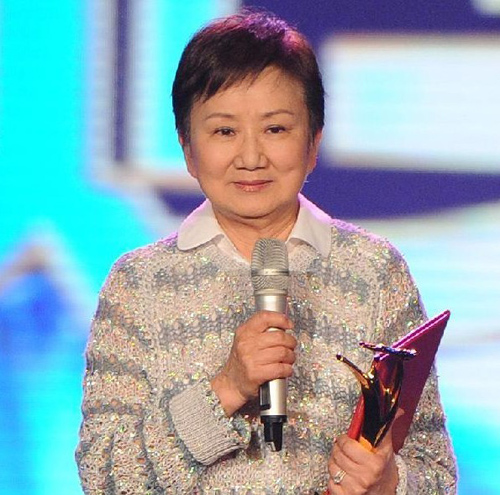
376, 246, 458, 495
75, 252, 250, 494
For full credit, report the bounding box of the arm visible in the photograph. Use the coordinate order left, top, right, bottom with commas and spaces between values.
375, 249, 457, 494
75, 254, 250, 494
327, 246, 457, 494
397, 365, 457, 493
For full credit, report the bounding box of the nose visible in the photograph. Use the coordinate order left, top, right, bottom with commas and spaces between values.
234, 133, 266, 170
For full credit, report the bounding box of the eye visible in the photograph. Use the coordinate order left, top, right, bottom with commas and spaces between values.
266, 125, 286, 134
214, 127, 234, 137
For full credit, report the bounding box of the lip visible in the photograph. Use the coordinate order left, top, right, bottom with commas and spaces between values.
233, 180, 272, 192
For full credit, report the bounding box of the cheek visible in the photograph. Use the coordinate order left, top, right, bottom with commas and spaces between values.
275, 143, 314, 174
186, 143, 217, 176
191, 151, 229, 184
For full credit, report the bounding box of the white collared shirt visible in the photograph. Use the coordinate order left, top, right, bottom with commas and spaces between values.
177, 194, 332, 263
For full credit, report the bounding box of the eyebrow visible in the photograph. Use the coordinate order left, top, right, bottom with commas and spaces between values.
203, 109, 296, 121
204, 112, 236, 121
263, 109, 296, 119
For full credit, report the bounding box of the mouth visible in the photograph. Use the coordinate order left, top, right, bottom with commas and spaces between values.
233, 180, 272, 192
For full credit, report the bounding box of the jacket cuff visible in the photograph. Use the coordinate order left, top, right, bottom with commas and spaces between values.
169, 378, 251, 465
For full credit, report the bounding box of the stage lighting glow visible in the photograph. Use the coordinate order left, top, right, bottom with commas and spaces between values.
322, 35, 500, 173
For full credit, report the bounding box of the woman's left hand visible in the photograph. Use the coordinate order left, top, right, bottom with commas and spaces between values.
327, 431, 398, 495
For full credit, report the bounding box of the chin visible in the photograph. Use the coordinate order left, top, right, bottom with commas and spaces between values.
223, 199, 270, 215
221, 205, 271, 220
234, 209, 270, 220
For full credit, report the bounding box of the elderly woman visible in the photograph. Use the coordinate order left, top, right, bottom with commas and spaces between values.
76, 11, 457, 495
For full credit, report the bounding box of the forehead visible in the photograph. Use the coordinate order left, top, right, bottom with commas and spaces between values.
192, 67, 306, 115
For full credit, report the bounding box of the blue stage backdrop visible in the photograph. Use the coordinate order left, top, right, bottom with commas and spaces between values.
0, 1, 499, 493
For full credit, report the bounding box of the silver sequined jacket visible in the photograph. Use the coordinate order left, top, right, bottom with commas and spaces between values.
76, 220, 457, 494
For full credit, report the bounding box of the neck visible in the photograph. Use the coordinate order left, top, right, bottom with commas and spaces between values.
213, 204, 299, 260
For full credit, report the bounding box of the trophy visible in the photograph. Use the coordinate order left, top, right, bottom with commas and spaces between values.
323, 311, 450, 494
337, 343, 417, 448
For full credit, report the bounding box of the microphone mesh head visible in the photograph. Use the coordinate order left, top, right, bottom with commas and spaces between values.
251, 238, 289, 291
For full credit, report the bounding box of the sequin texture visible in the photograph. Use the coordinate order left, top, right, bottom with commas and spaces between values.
76, 224, 457, 494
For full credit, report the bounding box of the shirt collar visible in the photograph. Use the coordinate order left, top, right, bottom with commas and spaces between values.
177, 200, 223, 250
289, 194, 332, 258
177, 194, 332, 257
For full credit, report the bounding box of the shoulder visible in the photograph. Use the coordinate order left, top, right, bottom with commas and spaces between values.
111, 233, 179, 269
103, 233, 225, 295
101, 234, 182, 289
330, 218, 398, 254
328, 219, 409, 272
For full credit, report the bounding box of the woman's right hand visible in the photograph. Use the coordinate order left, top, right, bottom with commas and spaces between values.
210, 310, 297, 417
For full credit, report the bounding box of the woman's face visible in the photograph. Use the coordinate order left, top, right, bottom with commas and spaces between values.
182, 67, 322, 228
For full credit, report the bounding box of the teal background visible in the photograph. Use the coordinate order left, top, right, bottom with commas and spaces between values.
0, 1, 499, 493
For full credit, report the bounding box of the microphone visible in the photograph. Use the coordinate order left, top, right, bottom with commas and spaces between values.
251, 238, 290, 452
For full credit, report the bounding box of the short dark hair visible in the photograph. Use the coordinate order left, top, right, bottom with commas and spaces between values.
172, 10, 325, 142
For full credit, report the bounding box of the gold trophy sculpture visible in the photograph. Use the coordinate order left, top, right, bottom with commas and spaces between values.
337, 343, 417, 449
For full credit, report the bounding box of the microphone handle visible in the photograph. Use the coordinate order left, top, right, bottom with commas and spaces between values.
255, 290, 288, 451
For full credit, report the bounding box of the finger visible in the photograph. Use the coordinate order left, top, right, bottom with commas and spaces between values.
328, 452, 342, 478
327, 478, 347, 495
329, 439, 351, 476
259, 330, 297, 350
334, 434, 395, 490
328, 442, 352, 493
249, 311, 294, 333
334, 434, 372, 468
254, 346, 296, 366
234, 331, 296, 362
330, 444, 360, 480
327, 465, 348, 495
258, 362, 294, 382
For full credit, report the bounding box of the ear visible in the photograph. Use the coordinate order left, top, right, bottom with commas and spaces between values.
179, 134, 198, 179
306, 130, 323, 174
